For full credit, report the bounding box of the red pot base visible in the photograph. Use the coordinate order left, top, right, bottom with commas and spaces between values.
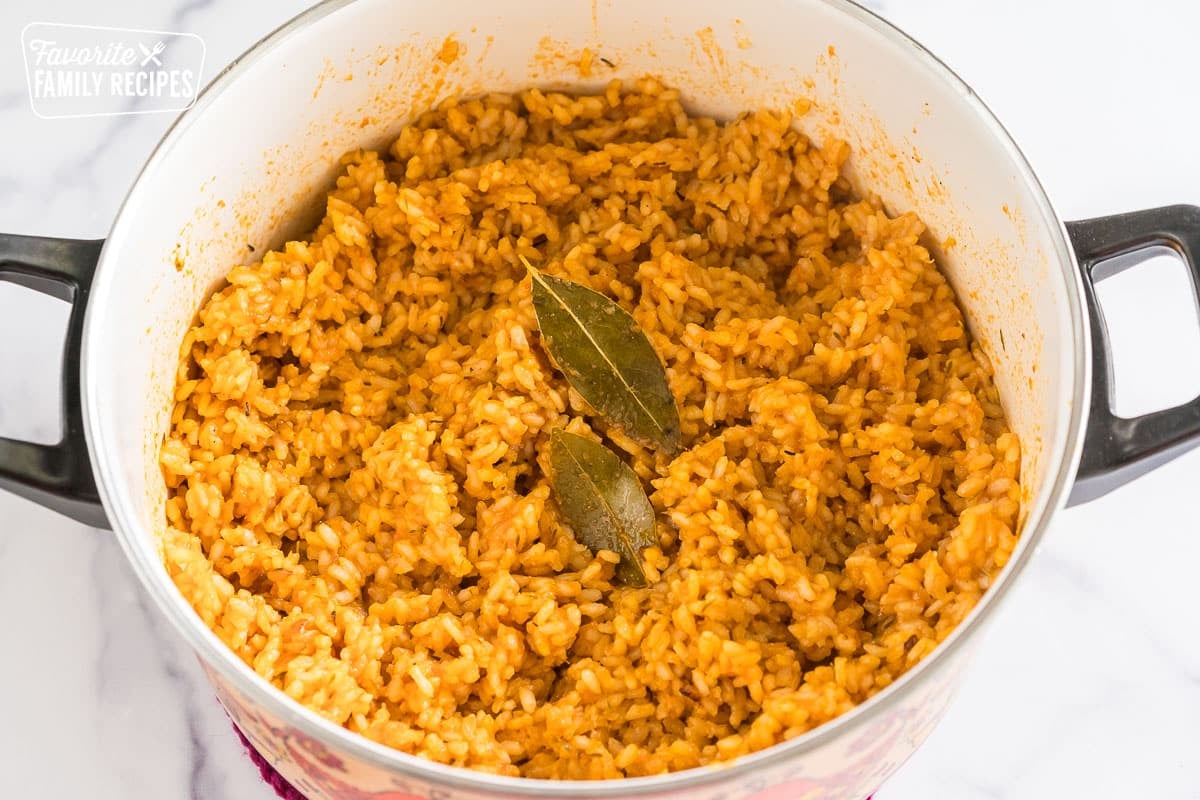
237, 724, 309, 800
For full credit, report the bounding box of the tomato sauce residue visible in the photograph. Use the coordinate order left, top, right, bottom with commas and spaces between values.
437, 35, 461, 65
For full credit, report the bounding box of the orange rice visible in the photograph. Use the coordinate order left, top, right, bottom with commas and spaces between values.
159, 77, 1020, 779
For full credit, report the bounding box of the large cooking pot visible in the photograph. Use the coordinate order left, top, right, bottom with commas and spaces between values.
3, 1, 1198, 798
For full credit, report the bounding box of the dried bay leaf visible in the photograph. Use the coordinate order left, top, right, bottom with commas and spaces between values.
547, 429, 657, 587
523, 257, 681, 453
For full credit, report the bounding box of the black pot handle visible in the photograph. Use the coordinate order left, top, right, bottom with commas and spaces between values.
0, 234, 109, 528
1066, 205, 1200, 506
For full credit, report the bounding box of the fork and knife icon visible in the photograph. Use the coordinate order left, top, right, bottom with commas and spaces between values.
138, 40, 166, 67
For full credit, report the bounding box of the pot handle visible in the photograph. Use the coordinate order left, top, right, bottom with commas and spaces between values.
1066, 205, 1200, 505
0, 234, 109, 528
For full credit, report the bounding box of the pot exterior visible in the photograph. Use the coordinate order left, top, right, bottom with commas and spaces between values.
86, 0, 1085, 797
208, 645, 969, 800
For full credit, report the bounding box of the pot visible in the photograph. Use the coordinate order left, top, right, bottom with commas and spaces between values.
2, 1, 1198, 798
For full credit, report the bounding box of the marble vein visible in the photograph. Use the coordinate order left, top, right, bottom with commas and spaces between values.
166, 0, 221, 29
1039, 549, 1200, 683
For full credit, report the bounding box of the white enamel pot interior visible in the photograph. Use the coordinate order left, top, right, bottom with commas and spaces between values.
69, 0, 1104, 798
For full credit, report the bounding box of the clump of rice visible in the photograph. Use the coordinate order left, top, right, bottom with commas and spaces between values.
160, 77, 1020, 779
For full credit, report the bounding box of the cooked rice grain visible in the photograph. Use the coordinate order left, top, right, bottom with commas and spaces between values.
161, 77, 1020, 779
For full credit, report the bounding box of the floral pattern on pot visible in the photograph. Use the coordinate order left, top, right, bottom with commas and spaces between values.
202, 644, 964, 800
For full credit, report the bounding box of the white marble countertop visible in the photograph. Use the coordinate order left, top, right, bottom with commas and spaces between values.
1, 1, 1198, 798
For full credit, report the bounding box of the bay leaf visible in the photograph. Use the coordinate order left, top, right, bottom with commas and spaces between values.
547, 429, 657, 587
523, 257, 681, 453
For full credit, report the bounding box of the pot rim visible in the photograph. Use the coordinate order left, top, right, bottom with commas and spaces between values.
81, 0, 1090, 794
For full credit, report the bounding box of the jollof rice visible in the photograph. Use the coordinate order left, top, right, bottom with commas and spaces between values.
160, 77, 1020, 779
